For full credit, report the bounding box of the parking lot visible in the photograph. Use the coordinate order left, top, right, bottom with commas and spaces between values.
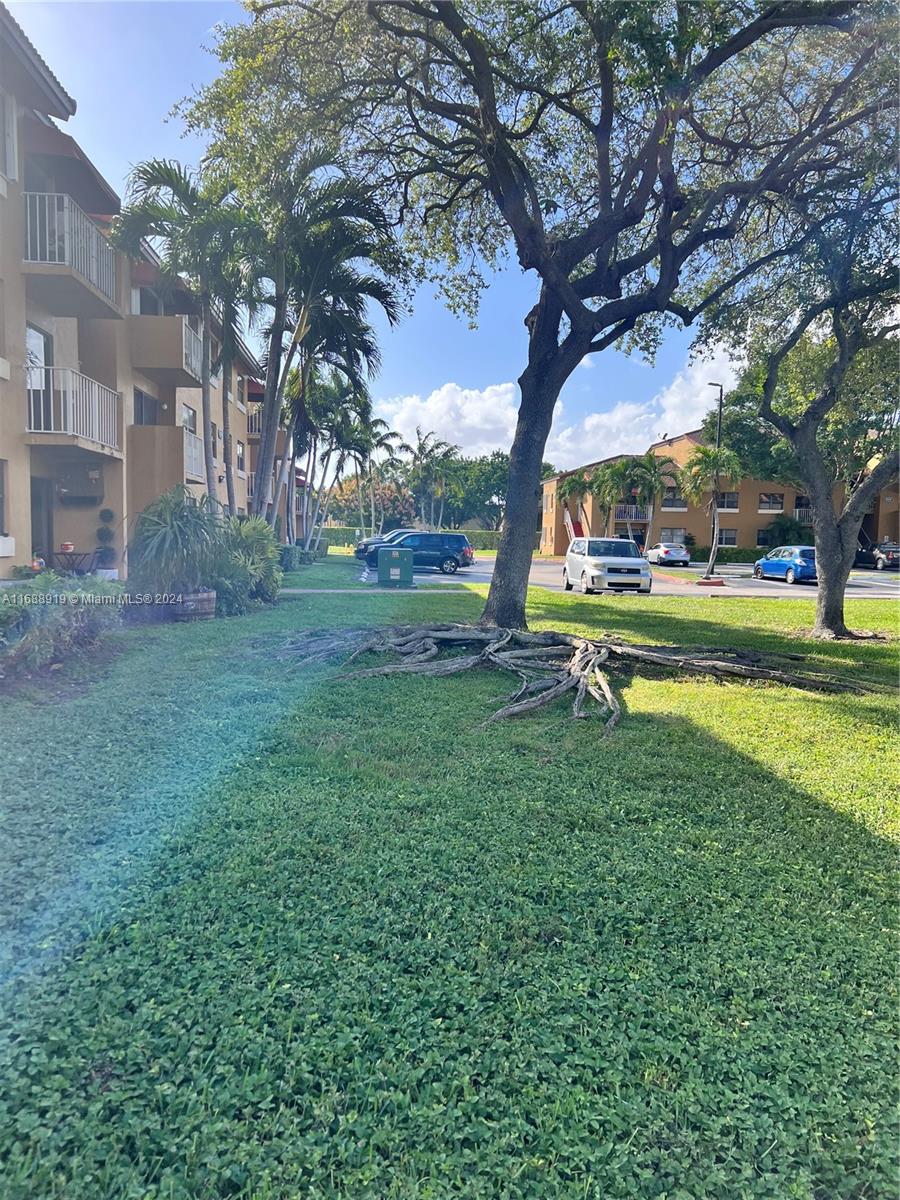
409, 555, 900, 599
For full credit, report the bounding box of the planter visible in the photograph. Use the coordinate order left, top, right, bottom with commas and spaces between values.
94, 568, 119, 581
0, 536, 15, 558
173, 589, 217, 621
695, 577, 727, 587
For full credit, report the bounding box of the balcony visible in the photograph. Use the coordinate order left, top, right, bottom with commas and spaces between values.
126, 425, 208, 516
615, 504, 649, 521
127, 315, 203, 387
247, 404, 263, 437
794, 507, 813, 524
23, 192, 121, 318
25, 368, 121, 455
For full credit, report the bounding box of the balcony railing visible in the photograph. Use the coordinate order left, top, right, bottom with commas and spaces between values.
27, 368, 120, 449
247, 404, 263, 436
615, 504, 649, 521
794, 507, 813, 524
184, 429, 204, 481
183, 321, 203, 380
24, 192, 117, 305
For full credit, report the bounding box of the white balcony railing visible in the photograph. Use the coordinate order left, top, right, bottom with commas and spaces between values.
27, 368, 120, 449
184, 429, 204, 480
24, 192, 117, 305
794, 507, 813, 524
183, 320, 203, 380
615, 504, 649, 521
247, 404, 263, 436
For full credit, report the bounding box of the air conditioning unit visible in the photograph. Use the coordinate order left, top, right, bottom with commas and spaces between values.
57, 463, 104, 506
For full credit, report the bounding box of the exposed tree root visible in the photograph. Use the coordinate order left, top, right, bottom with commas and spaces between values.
276, 623, 881, 732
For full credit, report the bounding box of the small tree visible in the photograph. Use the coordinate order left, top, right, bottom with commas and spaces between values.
631, 452, 678, 549
680, 447, 743, 578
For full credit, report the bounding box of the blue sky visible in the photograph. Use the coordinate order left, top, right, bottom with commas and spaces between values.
10, 0, 735, 468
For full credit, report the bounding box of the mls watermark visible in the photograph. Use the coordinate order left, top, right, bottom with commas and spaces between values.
0, 592, 183, 607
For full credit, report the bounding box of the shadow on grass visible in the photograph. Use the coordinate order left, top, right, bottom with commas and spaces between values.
524, 592, 899, 684
0, 662, 895, 1200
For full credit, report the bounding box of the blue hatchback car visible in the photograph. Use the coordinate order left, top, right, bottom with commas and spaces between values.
753, 545, 817, 584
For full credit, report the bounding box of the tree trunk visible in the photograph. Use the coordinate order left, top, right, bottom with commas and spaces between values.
221, 350, 237, 517
704, 504, 720, 578
199, 298, 217, 501
481, 373, 558, 628
304, 447, 332, 551
272, 409, 300, 530
369, 466, 377, 537
645, 502, 654, 551
356, 463, 366, 535
252, 256, 288, 519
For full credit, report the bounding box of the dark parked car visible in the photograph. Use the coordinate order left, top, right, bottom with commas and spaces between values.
365, 532, 474, 573
354, 527, 419, 560
855, 541, 900, 570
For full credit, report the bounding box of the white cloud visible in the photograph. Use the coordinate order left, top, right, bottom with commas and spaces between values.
377, 381, 519, 458
374, 346, 740, 470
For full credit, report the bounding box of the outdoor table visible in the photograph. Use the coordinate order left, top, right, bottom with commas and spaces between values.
53, 550, 94, 575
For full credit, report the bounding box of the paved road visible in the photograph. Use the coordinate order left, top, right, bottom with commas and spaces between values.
415, 556, 900, 599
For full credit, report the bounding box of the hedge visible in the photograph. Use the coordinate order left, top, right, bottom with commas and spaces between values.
318, 527, 540, 552
692, 546, 763, 564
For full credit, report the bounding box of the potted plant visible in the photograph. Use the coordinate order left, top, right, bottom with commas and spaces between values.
94, 510, 119, 580
129, 486, 219, 620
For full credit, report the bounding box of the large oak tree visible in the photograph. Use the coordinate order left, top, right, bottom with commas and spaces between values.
188, 0, 894, 627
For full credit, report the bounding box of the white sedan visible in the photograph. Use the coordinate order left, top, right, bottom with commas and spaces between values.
645, 542, 691, 567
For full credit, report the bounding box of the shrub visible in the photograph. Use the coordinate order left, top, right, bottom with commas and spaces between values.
0, 573, 123, 679
95, 546, 118, 568
129, 487, 219, 595
96, 525, 115, 544
693, 546, 762, 564
278, 544, 303, 571
98, 508, 115, 524
213, 517, 283, 614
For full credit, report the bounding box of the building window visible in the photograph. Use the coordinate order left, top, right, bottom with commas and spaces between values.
716, 491, 739, 510
756, 529, 770, 547
0, 459, 7, 534
211, 422, 218, 460
181, 404, 197, 434
210, 337, 221, 382
236, 376, 246, 411
130, 286, 164, 316
660, 527, 686, 543
236, 440, 246, 474
133, 388, 158, 426
660, 486, 687, 509
717, 528, 738, 546
758, 491, 784, 512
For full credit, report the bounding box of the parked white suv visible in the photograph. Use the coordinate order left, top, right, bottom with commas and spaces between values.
563, 537, 652, 594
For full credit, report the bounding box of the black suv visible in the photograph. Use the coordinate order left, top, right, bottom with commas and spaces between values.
365, 532, 474, 573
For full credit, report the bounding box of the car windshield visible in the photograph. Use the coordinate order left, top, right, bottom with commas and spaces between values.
587, 539, 640, 558
661, 543, 684, 550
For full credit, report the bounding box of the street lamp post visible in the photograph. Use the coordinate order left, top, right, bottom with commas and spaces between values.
708, 382, 724, 574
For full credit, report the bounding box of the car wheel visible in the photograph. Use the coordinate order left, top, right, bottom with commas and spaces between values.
875, 558, 885, 571
563, 569, 573, 592
753, 566, 763, 578
580, 572, 593, 595
785, 568, 796, 585
439, 557, 459, 574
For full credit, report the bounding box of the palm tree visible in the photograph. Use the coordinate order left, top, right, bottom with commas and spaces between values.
113, 160, 233, 499
679, 445, 743, 578
249, 160, 401, 522
404, 428, 458, 524
364, 418, 404, 534
589, 459, 640, 537
557, 470, 592, 536
630, 451, 678, 549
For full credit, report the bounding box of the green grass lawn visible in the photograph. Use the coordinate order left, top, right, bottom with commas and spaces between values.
0, 588, 896, 1198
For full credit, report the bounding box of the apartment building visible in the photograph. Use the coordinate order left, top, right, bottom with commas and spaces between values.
540, 429, 900, 555
0, 3, 261, 580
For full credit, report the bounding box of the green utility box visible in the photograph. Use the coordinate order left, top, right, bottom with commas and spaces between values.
377, 545, 415, 588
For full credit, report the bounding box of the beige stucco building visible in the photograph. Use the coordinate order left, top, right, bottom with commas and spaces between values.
0, 4, 262, 580
540, 430, 900, 556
